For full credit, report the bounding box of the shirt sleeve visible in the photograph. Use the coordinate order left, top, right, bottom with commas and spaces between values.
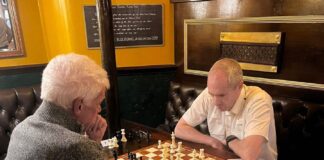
182, 88, 209, 127
244, 93, 273, 141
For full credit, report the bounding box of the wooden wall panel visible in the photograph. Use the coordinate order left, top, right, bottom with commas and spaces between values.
173, 0, 324, 102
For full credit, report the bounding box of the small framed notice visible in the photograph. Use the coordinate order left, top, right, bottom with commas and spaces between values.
83, 4, 164, 49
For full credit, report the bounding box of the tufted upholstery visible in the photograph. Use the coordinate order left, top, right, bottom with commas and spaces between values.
0, 85, 41, 159
158, 82, 324, 159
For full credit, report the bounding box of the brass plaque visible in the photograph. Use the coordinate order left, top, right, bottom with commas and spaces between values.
220, 32, 282, 73
220, 32, 281, 44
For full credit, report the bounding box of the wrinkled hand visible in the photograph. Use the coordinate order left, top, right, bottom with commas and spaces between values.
85, 115, 107, 142
208, 137, 226, 150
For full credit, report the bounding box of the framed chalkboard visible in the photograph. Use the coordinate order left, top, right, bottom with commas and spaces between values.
84, 4, 164, 49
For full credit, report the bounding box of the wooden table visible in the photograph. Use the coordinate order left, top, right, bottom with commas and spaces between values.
104, 119, 239, 159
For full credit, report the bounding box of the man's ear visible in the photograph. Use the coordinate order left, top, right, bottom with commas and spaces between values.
72, 97, 83, 116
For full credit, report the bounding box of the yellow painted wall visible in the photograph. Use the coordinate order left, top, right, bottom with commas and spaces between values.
111, 0, 175, 67
39, 0, 174, 67
0, 0, 174, 68
0, 0, 48, 67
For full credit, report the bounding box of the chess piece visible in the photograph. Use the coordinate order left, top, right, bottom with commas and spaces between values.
170, 152, 174, 160
112, 136, 119, 148
171, 132, 177, 148
162, 144, 168, 160
170, 143, 175, 154
132, 153, 137, 160
157, 140, 162, 149
108, 139, 114, 149
177, 141, 182, 153
176, 152, 181, 160
128, 152, 132, 159
113, 150, 118, 160
116, 131, 122, 142
121, 129, 127, 142
199, 148, 205, 160
192, 149, 197, 160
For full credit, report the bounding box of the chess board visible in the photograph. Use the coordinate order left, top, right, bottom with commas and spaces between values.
117, 141, 223, 160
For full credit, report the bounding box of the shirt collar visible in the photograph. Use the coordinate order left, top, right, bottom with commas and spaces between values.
228, 84, 246, 115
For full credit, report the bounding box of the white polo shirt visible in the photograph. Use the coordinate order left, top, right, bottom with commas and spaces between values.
182, 85, 277, 160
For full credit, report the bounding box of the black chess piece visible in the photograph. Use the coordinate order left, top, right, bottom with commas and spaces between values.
127, 152, 132, 160
112, 150, 118, 160
116, 131, 122, 142
131, 153, 137, 160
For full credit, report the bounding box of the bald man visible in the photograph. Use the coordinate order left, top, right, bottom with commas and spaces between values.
175, 58, 277, 160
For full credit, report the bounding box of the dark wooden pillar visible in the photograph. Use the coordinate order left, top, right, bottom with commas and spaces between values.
96, 0, 120, 137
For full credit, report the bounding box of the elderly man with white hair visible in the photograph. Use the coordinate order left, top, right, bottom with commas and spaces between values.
6, 53, 109, 160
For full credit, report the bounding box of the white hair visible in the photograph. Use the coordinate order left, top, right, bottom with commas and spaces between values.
41, 53, 109, 109
209, 58, 243, 88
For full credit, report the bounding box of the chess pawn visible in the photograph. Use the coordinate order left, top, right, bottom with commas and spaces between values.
192, 149, 197, 160
177, 142, 182, 153
157, 140, 162, 149
121, 129, 127, 142
199, 148, 205, 160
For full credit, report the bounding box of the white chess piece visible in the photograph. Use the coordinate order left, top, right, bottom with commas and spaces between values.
170, 143, 175, 154
158, 140, 162, 149
162, 144, 168, 160
108, 139, 114, 149
177, 141, 182, 153
112, 136, 119, 148
192, 149, 197, 160
171, 132, 177, 148
199, 148, 205, 160
170, 152, 174, 160
121, 129, 127, 142
176, 153, 181, 160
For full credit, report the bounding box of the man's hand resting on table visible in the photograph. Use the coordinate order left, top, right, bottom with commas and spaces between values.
207, 136, 226, 150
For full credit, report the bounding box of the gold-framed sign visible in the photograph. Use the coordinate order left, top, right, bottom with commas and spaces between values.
220, 32, 282, 73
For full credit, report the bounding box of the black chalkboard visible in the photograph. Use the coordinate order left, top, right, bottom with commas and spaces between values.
84, 5, 163, 48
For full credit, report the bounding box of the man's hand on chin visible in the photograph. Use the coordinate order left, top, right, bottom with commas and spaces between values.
85, 115, 108, 142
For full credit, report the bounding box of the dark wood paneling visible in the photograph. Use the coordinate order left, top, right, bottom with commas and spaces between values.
174, 0, 324, 102
0, 64, 45, 89
117, 67, 176, 127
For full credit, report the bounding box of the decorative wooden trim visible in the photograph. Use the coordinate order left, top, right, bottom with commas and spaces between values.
0, 64, 46, 72
117, 65, 176, 74
171, 0, 211, 3
184, 69, 324, 91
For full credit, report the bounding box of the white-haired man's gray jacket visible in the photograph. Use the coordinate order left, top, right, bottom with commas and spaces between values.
5, 101, 106, 160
